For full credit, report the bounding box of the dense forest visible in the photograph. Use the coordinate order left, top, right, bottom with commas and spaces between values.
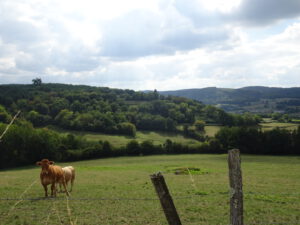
0, 83, 299, 169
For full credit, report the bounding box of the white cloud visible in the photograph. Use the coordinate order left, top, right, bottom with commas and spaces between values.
0, 0, 300, 89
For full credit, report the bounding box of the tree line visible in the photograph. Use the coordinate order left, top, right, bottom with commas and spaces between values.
1, 118, 299, 169
0, 120, 211, 169
215, 126, 300, 155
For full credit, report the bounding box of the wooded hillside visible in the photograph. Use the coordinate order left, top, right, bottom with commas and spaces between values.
0, 84, 260, 135
160, 86, 300, 116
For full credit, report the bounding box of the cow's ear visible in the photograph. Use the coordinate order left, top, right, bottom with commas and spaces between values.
36, 161, 42, 166
49, 161, 54, 165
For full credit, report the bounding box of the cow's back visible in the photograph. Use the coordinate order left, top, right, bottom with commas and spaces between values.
62, 166, 75, 181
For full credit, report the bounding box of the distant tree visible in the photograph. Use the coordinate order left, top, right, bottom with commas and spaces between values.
0, 105, 12, 123
126, 140, 140, 155
32, 77, 42, 86
153, 89, 159, 100
164, 139, 173, 153
140, 140, 155, 155
194, 120, 206, 132
117, 122, 136, 137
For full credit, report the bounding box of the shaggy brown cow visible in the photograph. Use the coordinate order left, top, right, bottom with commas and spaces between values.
59, 166, 75, 193
36, 159, 69, 197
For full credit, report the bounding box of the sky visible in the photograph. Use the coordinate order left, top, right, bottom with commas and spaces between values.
0, 0, 300, 91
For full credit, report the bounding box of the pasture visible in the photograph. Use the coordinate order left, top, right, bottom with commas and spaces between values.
260, 122, 299, 131
52, 127, 202, 148
204, 125, 221, 137
204, 122, 299, 138
1, 154, 300, 225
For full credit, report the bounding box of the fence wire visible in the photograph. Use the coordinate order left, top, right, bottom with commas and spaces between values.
1, 190, 299, 224
1, 167, 300, 225
1, 190, 300, 201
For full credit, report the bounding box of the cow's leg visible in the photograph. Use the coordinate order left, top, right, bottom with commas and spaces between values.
62, 180, 70, 196
70, 177, 74, 192
51, 182, 56, 197
43, 184, 48, 197
56, 183, 60, 193
59, 183, 62, 193
65, 180, 69, 192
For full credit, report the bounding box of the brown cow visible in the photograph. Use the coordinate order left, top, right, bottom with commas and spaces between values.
36, 159, 69, 197
59, 166, 75, 193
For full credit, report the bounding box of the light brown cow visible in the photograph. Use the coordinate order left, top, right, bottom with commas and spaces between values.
59, 166, 75, 193
36, 159, 69, 197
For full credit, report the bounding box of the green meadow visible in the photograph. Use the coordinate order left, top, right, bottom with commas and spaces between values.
204, 122, 299, 138
52, 128, 202, 148
50, 121, 299, 149
260, 122, 299, 131
1, 154, 300, 225
204, 125, 222, 137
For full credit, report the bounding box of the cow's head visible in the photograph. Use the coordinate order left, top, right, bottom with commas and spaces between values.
36, 159, 54, 175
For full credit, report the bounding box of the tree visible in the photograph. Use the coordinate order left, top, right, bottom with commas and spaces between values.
32, 77, 42, 86
194, 120, 205, 132
0, 105, 12, 123
117, 122, 136, 137
126, 140, 140, 155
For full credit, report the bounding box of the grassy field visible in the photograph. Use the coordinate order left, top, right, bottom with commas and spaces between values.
1, 154, 300, 225
51, 128, 202, 148
50, 122, 299, 149
204, 125, 221, 137
204, 122, 299, 137
260, 122, 299, 131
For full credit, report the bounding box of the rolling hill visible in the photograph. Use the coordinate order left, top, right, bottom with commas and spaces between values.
160, 86, 300, 115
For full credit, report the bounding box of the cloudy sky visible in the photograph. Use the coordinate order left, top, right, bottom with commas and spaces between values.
0, 0, 300, 91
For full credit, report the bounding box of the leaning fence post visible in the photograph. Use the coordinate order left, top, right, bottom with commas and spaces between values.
150, 172, 182, 225
228, 149, 244, 225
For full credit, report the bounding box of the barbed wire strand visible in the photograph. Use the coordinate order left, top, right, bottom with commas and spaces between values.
187, 168, 197, 191
45, 204, 53, 225
53, 200, 64, 225
0, 110, 21, 142
65, 195, 76, 225
1, 190, 300, 202
5, 179, 37, 216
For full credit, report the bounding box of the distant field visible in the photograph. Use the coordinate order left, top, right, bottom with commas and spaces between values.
1, 154, 300, 225
51, 122, 299, 148
260, 122, 299, 131
204, 122, 299, 137
204, 125, 221, 137
52, 128, 202, 148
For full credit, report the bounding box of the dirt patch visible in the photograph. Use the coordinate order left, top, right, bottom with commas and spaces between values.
167, 167, 210, 175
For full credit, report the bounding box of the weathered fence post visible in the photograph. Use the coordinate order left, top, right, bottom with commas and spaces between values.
150, 172, 182, 225
228, 149, 244, 225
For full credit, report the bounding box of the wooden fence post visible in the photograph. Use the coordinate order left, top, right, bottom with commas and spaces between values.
228, 149, 244, 225
150, 172, 182, 225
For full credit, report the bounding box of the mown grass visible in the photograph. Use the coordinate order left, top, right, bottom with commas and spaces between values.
1, 154, 300, 225
52, 127, 202, 148
204, 122, 299, 138
204, 125, 221, 137
260, 122, 299, 131
50, 122, 299, 149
